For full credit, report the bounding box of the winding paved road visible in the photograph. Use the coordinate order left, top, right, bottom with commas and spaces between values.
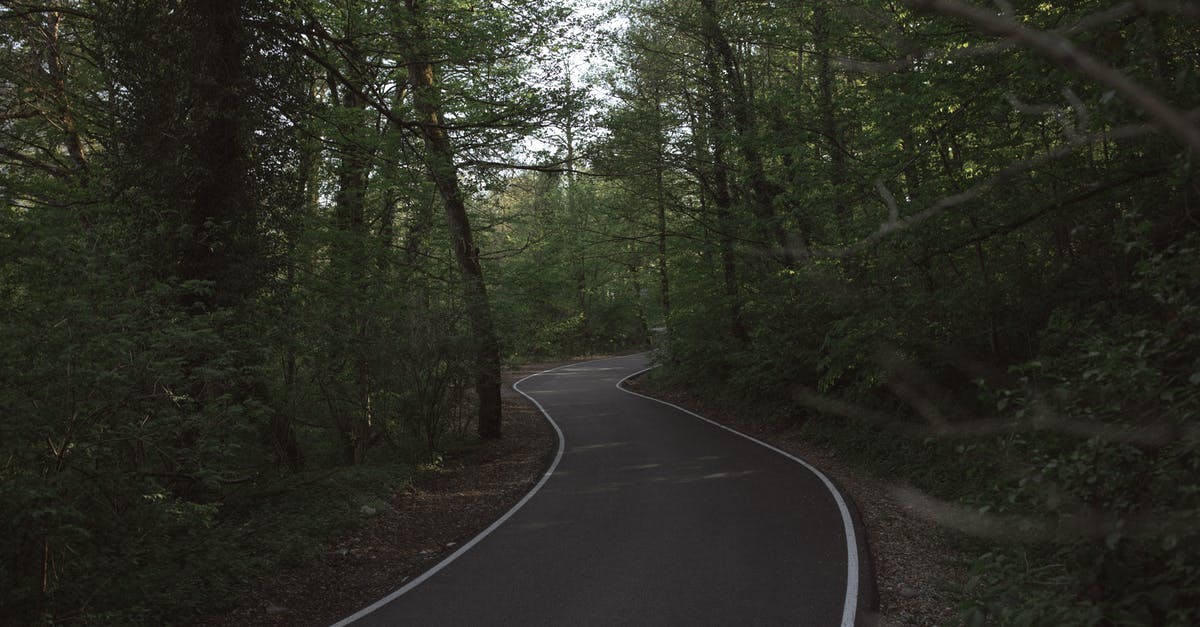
335, 353, 865, 626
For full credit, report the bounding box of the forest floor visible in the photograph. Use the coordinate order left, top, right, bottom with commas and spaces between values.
198, 355, 967, 626
626, 377, 972, 626
196, 360, 564, 627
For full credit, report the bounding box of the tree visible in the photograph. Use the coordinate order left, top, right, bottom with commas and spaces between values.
600, 0, 1200, 621
401, 0, 504, 439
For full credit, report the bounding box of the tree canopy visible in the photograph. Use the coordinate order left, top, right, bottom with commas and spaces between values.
1, 0, 1197, 623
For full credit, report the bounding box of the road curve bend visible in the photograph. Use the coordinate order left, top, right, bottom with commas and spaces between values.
334, 353, 868, 626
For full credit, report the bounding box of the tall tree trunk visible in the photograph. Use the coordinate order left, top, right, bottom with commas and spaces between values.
652, 87, 671, 321
41, 9, 88, 180
274, 79, 322, 471
565, 86, 590, 344
699, 0, 794, 265
179, 0, 263, 445
628, 257, 650, 344
181, 0, 256, 309
695, 55, 749, 346
145, 0, 265, 494
328, 20, 375, 464
404, 0, 502, 439
656, 165, 670, 319
813, 1, 847, 239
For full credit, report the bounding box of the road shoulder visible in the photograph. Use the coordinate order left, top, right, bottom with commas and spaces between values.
625, 376, 969, 626
196, 363, 560, 627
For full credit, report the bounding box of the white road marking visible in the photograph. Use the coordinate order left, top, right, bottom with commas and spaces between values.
329, 359, 586, 626
616, 364, 861, 627
332, 353, 861, 626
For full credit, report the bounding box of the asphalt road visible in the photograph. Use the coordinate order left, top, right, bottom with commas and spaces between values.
335, 353, 864, 626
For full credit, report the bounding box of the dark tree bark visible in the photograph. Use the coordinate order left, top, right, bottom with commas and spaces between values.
180, 0, 258, 310
41, 10, 88, 180
403, 0, 503, 439
328, 28, 376, 464
813, 1, 847, 237
698, 0, 794, 266
656, 165, 671, 318
275, 76, 325, 472
652, 87, 671, 321
695, 51, 749, 346
99, 0, 270, 491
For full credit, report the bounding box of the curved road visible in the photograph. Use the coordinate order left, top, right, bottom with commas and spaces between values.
336, 353, 865, 626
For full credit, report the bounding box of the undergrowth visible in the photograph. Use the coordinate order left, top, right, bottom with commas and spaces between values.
4, 460, 412, 626
647, 227, 1200, 625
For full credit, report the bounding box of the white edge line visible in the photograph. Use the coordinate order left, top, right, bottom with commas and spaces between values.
329, 359, 582, 627
616, 365, 860, 627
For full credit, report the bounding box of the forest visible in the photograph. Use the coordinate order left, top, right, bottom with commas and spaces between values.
1, 0, 1197, 624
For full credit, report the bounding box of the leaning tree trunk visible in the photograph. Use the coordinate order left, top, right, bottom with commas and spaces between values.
403, 0, 502, 439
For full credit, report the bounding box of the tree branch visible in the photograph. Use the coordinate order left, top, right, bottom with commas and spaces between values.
905, 0, 1200, 153
916, 169, 1161, 264
810, 117, 1187, 258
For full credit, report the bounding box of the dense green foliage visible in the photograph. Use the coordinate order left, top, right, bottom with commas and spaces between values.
592, 0, 1200, 623
0, 0, 567, 622
2, 0, 1198, 624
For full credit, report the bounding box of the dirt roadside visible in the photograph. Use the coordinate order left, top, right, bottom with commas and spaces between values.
198, 361, 564, 627
201, 357, 968, 626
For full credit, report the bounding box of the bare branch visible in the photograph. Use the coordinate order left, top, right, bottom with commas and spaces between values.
0, 144, 71, 179
0, 3, 95, 22
793, 383, 1200, 446
874, 179, 901, 229
894, 485, 1198, 543
834, 2, 1142, 75
460, 158, 632, 178
793, 386, 1006, 439
1005, 93, 1056, 116
1136, 0, 1200, 17
807, 117, 1186, 258
1062, 86, 1089, 131
916, 169, 1160, 263
459, 159, 569, 172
